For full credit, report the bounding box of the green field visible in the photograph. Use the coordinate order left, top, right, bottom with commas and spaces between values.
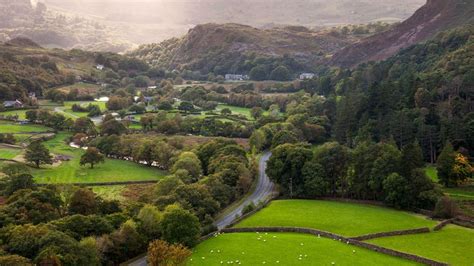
61, 101, 107, 118
0, 110, 29, 120
368, 225, 474, 266
444, 186, 474, 201
31, 133, 167, 184
188, 233, 419, 266
0, 121, 51, 133
425, 165, 438, 182
0, 146, 22, 160
216, 104, 253, 119
236, 200, 436, 237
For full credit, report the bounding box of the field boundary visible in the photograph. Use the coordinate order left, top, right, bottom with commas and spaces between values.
433, 219, 456, 231
220, 227, 448, 266
350, 227, 430, 241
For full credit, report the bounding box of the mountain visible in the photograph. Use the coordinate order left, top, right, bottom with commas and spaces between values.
0, 0, 133, 53
129, 23, 389, 76
330, 0, 474, 67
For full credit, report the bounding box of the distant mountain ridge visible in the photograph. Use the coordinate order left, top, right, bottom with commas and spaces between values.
330, 0, 474, 67
129, 23, 381, 75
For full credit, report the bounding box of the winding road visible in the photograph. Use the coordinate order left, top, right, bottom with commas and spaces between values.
127, 152, 275, 266
215, 151, 275, 229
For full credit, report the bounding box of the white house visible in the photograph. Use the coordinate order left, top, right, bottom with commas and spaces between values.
299, 73, 315, 80
225, 74, 249, 81
3, 100, 23, 108
96, 64, 104, 70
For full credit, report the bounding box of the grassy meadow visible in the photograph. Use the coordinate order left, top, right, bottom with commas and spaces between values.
31, 133, 167, 184
0, 121, 51, 133
0, 146, 22, 160
188, 233, 420, 266
236, 200, 436, 237
367, 225, 474, 266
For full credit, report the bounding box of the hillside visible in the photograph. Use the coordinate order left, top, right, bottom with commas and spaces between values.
331, 0, 474, 67
0, 0, 133, 52
0, 38, 148, 102
129, 23, 389, 76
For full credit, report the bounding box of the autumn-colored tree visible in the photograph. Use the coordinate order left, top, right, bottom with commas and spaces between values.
80, 148, 105, 169
453, 153, 473, 183
148, 240, 191, 266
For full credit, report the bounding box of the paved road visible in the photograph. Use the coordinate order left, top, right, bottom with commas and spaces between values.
215, 151, 275, 229
127, 152, 275, 266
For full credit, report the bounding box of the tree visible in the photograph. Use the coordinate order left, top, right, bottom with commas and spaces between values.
251, 107, 264, 120
220, 108, 232, 115
249, 65, 267, 81
4, 173, 35, 196
80, 148, 105, 169
178, 101, 194, 114
437, 142, 457, 187
68, 188, 98, 215
137, 205, 162, 241
270, 66, 291, 81
148, 240, 191, 266
24, 141, 53, 168
266, 144, 313, 198
312, 142, 351, 197
401, 141, 424, 177
73, 117, 95, 134
172, 152, 202, 181
100, 118, 126, 136
160, 205, 201, 247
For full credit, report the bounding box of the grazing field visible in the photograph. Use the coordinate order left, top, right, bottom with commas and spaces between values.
0, 146, 22, 160
236, 200, 436, 237
31, 133, 167, 184
0, 121, 51, 133
188, 233, 420, 266
0, 110, 29, 120
368, 225, 474, 266
61, 101, 107, 118
216, 104, 254, 119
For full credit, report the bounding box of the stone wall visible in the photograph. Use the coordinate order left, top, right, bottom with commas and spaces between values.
351, 228, 431, 241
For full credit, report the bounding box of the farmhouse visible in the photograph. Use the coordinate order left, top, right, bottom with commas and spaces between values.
225, 74, 249, 81
299, 73, 315, 80
3, 100, 23, 108
96, 64, 105, 70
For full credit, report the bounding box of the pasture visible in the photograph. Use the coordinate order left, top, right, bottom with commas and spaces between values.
31, 133, 167, 184
0, 145, 22, 160
187, 232, 419, 266
367, 225, 474, 266
235, 200, 436, 237
0, 109, 29, 120
0, 121, 51, 134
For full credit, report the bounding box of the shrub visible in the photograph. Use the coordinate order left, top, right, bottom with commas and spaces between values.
242, 202, 256, 215
433, 196, 459, 219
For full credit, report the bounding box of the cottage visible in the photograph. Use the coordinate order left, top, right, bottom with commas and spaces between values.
96, 64, 104, 70
3, 100, 23, 108
299, 73, 315, 80
225, 74, 249, 81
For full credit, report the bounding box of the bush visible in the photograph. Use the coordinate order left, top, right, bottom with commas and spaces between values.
433, 196, 459, 219
242, 202, 256, 215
